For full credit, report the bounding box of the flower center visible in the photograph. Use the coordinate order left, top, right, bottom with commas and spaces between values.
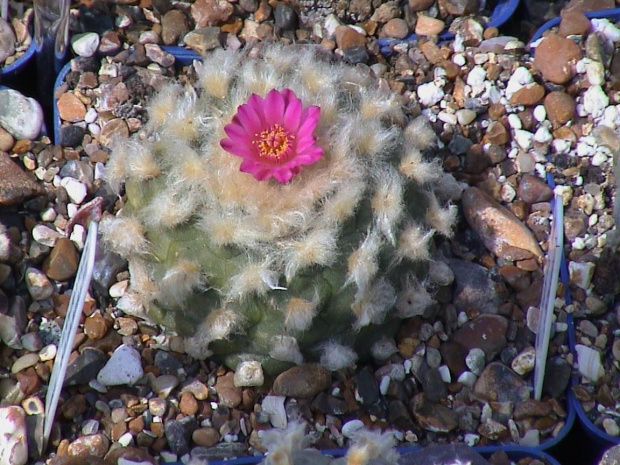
253, 124, 294, 161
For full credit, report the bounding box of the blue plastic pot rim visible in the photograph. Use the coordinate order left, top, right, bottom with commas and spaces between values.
0, 39, 36, 78
528, 7, 620, 50
377, 0, 520, 55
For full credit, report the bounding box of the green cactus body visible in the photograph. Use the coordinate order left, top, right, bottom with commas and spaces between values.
102, 44, 457, 377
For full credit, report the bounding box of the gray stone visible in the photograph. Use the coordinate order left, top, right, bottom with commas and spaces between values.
165, 416, 199, 455
0, 19, 16, 64
447, 258, 502, 314
65, 348, 108, 386
92, 239, 127, 296
473, 362, 530, 404
0, 89, 44, 140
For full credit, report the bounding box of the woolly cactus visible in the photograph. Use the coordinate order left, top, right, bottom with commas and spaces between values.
102, 44, 458, 377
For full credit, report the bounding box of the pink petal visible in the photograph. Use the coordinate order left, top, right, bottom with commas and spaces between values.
247, 94, 267, 123
298, 106, 321, 136
283, 97, 303, 133
224, 122, 253, 143
220, 138, 258, 160
263, 89, 286, 125
236, 103, 263, 135
273, 168, 293, 184
293, 148, 323, 165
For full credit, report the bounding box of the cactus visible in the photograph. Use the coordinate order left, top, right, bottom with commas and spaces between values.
102, 44, 458, 377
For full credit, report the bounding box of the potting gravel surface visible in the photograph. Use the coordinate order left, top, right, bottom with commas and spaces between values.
1, 0, 619, 464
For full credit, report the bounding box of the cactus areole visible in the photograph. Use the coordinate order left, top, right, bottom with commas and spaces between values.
102, 44, 457, 378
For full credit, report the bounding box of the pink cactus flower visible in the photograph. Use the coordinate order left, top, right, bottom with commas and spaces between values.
220, 89, 323, 184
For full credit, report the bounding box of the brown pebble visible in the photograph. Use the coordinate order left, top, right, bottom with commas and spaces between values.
272, 364, 332, 397
57, 93, 87, 123
484, 121, 510, 145
544, 91, 576, 126
0, 126, 15, 152
381, 18, 409, 39
192, 427, 220, 447
67, 434, 110, 457
534, 33, 582, 84
179, 391, 199, 416
415, 15, 445, 36
559, 9, 591, 37
509, 83, 545, 106
408, 0, 434, 11
483, 27, 499, 39
420, 41, 444, 64
488, 103, 506, 121
111, 420, 128, 442
16, 367, 41, 396
84, 313, 109, 340
42, 238, 79, 281
191, 0, 233, 27
128, 416, 145, 434
335, 25, 366, 51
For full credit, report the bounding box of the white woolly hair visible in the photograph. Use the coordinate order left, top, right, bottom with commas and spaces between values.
234, 59, 285, 101
345, 228, 382, 294
260, 421, 311, 465
149, 84, 201, 142
195, 49, 240, 99
141, 188, 198, 229
104, 141, 128, 194
158, 260, 206, 307
404, 115, 437, 150
282, 227, 339, 283
99, 215, 150, 258
351, 116, 400, 159
359, 87, 403, 124
351, 278, 397, 329
371, 165, 405, 244
319, 341, 358, 371
284, 293, 320, 333
127, 259, 158, 305
269, 335, 303, 365
164, 142, 208, 192
122, 139, 161, 181
184, 307, 242, 359
319, 179, 366, 226
195, 211, 239, 247
395, 223, 435, 263
345, 428, 400, 465
395, 274, 435, 318
398, 147, 443, 184
425, 194, 457, 238
226, 260, 283, 301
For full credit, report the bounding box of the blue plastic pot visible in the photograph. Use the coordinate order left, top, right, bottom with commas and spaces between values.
528, 7, 620, 48
377, 0, 521, 55
0, 40, 36, 80
53, 46, 200, 144
529, 6, 620, 451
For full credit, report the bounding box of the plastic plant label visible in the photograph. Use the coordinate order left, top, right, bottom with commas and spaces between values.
533, 194, 564, 400
42, 220, 98, 451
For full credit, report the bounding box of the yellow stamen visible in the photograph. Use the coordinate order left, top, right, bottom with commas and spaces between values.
253, 124, 294, 160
